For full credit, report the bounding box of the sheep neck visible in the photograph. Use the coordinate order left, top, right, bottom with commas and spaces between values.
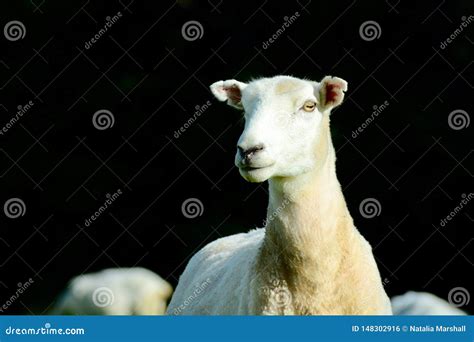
264, 158, 350, 267
256, 115, 355, 312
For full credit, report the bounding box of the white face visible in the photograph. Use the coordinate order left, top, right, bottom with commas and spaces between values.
210, 76, 347, 183
236, 78, 323, 182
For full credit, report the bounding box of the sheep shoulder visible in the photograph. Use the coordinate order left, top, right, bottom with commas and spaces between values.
167, 228, 265, 315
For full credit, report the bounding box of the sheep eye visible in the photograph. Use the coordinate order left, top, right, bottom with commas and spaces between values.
302, 101, 316, 112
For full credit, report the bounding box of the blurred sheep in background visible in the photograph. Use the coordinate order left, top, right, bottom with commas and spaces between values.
51, 267, 466, 316
51, 268, 173, 315
391, 291, 466, 315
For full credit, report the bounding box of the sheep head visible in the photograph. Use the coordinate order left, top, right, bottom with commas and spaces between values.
210, 75, 347, 183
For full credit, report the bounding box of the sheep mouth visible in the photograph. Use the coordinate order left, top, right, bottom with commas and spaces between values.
239, 163, 274, 172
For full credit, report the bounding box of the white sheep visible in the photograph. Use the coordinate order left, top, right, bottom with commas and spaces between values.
52, 267, 173, 315
391, 291, 466, 315
167, 75, 392, 315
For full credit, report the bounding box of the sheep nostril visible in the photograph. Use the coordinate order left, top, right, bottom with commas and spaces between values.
251, 144, 265, 153
238, 144, 265, 161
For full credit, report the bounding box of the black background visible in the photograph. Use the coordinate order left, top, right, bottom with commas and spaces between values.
0, 0, 472, 314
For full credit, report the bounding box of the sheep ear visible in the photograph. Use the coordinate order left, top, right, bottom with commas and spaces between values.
315, 76, 348, 112
210, 79, 247, 109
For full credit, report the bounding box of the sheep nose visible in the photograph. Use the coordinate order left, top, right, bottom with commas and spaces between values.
237, 144, 265, 161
